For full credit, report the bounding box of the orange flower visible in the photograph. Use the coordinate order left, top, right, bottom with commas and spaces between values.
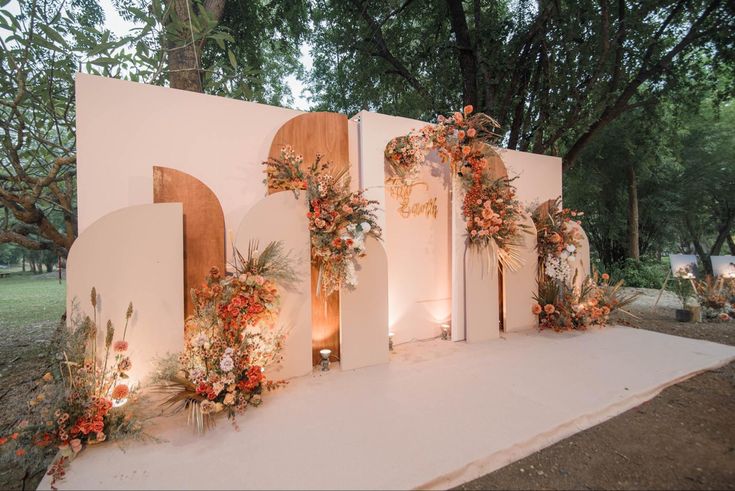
111, 384, 129, 400
601, 273, 610, 281
10, 433, 18, 440
544, 304, 556, 314
0, 437, 7, 446
548, 233, 561, 243
531, 304, 543, 315
113, 340, 128, 353
457, 130, 466, 140
462, 146, 471, 155
467, 128, 477, 138
464, 104, 474, 115
15, 448, 26, 457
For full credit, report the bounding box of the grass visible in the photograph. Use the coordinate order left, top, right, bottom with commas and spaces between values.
0, 273, 65, 330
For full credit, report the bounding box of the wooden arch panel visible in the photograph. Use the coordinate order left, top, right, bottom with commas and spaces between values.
153, 167, 225, 318
267, 112, 349, 365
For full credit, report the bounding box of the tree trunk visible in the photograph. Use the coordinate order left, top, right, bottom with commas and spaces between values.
446, 0, 478, 107
728, 234, 735, 255
626, 165, 640, 260
21, 252, 25, 272
167, 0, 204, 92
165, 0, 226, 92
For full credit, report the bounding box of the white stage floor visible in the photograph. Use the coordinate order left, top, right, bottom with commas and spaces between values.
40, 326, 735, 490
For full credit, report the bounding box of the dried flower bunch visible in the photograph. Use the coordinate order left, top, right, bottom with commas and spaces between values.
264, 146, 383, 295
693, 275, 733, 322
384, 106, 528, 269
262, 145, 308, 195
0, 290, 143, 489
532, 272, 638, 331
531, 197, 584, 284
155, 240, 295, 433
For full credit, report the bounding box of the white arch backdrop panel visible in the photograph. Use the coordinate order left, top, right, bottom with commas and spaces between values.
234, 193, 312, 380
66, 203, 184, 385
340, 236, 390, 370
504, 213, 539, 332
75, 73, 300, 241
355, 111, 452, 343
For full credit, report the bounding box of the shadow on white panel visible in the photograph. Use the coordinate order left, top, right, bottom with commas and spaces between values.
505, 213, 538, 332
464, 243, 501, 343
66, 203, 184, 385
235, 192, 312, 379
340, 236, 390, 370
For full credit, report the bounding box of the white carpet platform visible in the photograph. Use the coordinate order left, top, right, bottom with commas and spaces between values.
40, 326, 735, 490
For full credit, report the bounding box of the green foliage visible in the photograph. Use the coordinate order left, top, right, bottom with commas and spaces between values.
306, 0, 734, 165
606, 258, 669, 290
0, 275, 65, 330
672, 277, 695, 309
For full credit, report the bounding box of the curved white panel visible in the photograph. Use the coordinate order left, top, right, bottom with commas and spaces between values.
464, 243, 501, 343
504, 213, 538, 332
340, 236, 390, 370
568, 221, 592, 290
235, 193, 311, 379
66, 203, 184, 385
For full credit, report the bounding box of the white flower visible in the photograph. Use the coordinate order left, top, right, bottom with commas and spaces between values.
566, 244, 576, 253
193, 332, 209, 348
567, 255, 576, 263
219, 355, 234, 372
360, 222, 371, 233
224, 347, 234, 357
544, 254, 571, 283
345, 260, 358, 288
561, 250, 569, 259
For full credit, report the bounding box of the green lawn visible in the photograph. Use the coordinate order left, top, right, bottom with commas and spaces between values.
0, 273, 66, 330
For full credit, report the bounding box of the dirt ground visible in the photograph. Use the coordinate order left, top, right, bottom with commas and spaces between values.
456, 289, 735, 491
0, 318, 58, 490
1, 289, 733, 490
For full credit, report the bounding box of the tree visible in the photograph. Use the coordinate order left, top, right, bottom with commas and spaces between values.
674, 99, 735, 274
564, 106, 680, 266
0, 0, 305, 255
0, 0, 163, 256
307, 0, 734, 169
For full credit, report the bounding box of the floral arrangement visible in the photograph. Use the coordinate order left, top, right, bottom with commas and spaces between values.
155, 241, 295, 433
693, 275, 733, 322
531, 197, 584, 284
532, 272, 638, 331
262, 145, 308, 194
263, 146, 382, 295
384, 105, 528, 269
0, 289, 143, 489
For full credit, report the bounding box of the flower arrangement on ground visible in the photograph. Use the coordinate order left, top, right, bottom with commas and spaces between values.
384, 105, 529, 269
0, 290, 143, 489
263, 146, 382, 295
154, 240, 296, 433
532, 272, 638, 331
693, 275, 733, 322
531, 196, 584, 284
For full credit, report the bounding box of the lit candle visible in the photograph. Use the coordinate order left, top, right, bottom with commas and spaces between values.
388, 332, 395, 351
